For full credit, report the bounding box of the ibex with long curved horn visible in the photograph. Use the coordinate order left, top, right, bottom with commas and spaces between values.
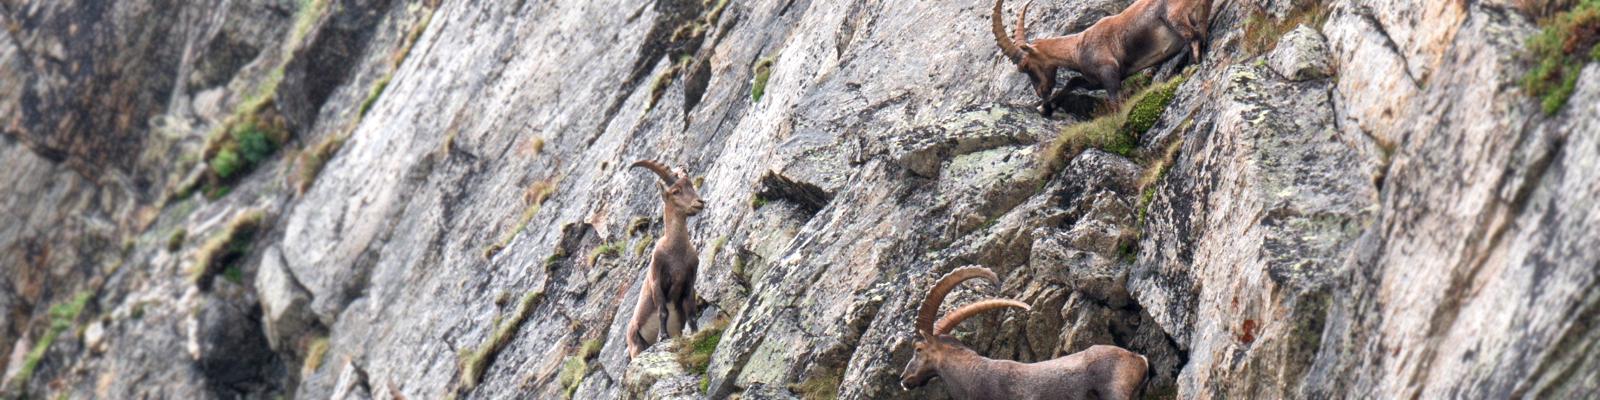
625, 159, 707, 358
993, 0, 1210, 115
901, 266, 1149, 400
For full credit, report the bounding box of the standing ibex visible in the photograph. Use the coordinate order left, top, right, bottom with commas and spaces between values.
993, 0, 1211, 115
626, 159, 707, 358
901, 266, 1149, 400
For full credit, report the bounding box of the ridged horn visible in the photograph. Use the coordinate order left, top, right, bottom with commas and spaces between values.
631, 159, 679, 184
916, 266, 1000, 336
1013, 0, 1034, 48
933, 299, 1030, 335
992, 0, 1022, 63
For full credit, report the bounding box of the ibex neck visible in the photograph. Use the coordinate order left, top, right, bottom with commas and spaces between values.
662, 208, 690, 242
1033, 35, 1085, 70
936, 350, 1018, 400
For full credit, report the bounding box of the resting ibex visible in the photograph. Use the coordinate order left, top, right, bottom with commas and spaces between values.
626, 159, 707, 358
901, 266, 1149, 400
993, 0, 1211, 115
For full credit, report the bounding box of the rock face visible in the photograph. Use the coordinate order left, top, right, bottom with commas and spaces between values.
3, 0, 1600, 399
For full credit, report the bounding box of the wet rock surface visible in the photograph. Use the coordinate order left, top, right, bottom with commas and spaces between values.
2, 0, 1600, 399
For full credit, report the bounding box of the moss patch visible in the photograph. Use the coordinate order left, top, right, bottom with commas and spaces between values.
1039, 75, 1187, 174
483, 181, 555, 258
191, 210, 266, 290
1523, 0, 1600, 114
459, 289, 543, 391
750, 54, 778, 102
674, 315, 728, 375
10, 291, 92, 389
587, 241, 624, 265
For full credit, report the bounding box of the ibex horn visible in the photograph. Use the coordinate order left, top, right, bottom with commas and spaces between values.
1013, 0, 1034, 49
631, 159, 679, 184
992, 0, 1023, 63
934, 299, 1030, 335
916, 266, 999, 336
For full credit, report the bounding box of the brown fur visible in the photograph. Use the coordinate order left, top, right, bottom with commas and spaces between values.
993, 0, 1211, 115
625, 160, 707, 358
901, 266, 1150, 400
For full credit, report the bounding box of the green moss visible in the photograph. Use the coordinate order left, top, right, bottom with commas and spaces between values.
459, 289, 543, 390
359, 72, 394, 117
1121, 79, 1180, 136
1039, 75, 1186, 174
1523, 1, 1600, 114
749, 193, 770, 209
211, 149, 244, 179
750, 55, 778, 102
557, 355, 586, 398
675, 316, 729, 375
587, 241, 624, 265
12, 291, 93, 388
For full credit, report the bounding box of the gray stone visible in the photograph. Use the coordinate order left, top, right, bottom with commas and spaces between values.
1267, 25, 1335, 82
256, 246, 314, 351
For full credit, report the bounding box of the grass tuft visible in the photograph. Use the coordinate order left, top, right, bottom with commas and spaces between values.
749, 193, 770, 210
674, 316, 728, 375
587, 241, 624, 265
1523, 0, 1600, 114
459, 289, 544, 391
751, 55, 778, 102
1039, 75, 1186, 174
190, 210, 265, 290
484, 181, 555, 258
1237, 1, 1331, 59
12, 291, 93, 388
303, 335, 330, 376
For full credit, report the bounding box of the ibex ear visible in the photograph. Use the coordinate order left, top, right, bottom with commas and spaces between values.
656, 180, 669, 193
1019, 44, 1036, 54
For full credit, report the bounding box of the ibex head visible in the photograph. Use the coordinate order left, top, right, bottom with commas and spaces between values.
900, 266, 1031, 390
993, 0, 1057, 102
632, 159, 706, 216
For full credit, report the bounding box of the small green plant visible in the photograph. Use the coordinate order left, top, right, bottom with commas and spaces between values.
557, 355, 587, 398
223, 266, 244, 283
633, 233, 654, 257
359, 72, 394, 117
751, 55, 778, 102
1523, 0, 1600, 114
749, 193, 770, 209
459, 289, 543, 390
211, 149, 244, 179
13, 291, 92, 388
675, 315, 729, 375
1039, 75, 1186, 174
587, 241, 624, 265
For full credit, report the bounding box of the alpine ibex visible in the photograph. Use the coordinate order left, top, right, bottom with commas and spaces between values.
901, 266, 1149, 400
992, 0, 1210, 115
626, 160, 707, 358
